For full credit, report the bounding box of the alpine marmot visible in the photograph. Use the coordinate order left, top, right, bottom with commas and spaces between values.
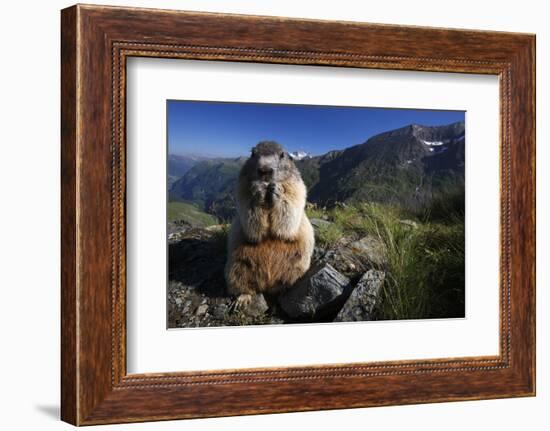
225, 141, 315, 307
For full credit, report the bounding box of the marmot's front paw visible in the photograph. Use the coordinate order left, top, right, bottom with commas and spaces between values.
251, 181, 268, 204
267, 182, 283, 203
230, 294, 253, 312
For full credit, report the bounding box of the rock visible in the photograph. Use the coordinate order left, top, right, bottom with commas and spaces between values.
320, 234, 386, 276
211, 303, 228, 319
195, 304, 209, 316
399, 219, 418, 229
348, 236, 386, 266
240, 294, 269, 318
263, 315, 286, 325
205, 224, 226, 233
279, 264, 352, 320
166, 227, 290, 327
310, 218, 333, 229
334, 270, 385, 322
168, 227, 227, 297
168, 225, 385, 327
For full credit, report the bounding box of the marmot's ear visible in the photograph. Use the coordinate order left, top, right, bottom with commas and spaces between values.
251, 147, 257, 157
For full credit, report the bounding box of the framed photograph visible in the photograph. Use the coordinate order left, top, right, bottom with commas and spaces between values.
61, 4, 536, 425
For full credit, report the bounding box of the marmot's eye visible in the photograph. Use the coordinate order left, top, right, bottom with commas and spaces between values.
280, 152, 285, 159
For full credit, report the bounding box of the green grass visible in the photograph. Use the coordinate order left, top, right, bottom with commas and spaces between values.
305, 203, 326, 220
316, 223, 345, 249
374, 213, 465, 320
309, 195, 465, 320
168, 201, 219, 227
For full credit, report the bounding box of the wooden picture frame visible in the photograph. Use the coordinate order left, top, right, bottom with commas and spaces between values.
61, 4, 536, 425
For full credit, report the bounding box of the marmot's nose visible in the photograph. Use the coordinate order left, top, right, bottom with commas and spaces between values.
258, 167, 273, 177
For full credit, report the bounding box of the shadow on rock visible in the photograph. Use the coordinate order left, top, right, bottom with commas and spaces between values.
168, 227, 228, 298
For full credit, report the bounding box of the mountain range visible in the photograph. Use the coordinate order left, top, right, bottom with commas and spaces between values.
167, 153, 214, 189
168, 121, 465, 220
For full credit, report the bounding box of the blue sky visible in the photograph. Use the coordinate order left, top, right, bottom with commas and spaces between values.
167, 100, 465, 157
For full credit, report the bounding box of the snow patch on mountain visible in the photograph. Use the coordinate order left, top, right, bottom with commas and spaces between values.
422, 140, 445, 146
289, 150, 312, 160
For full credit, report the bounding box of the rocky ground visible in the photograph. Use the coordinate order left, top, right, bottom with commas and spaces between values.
167, 219, 387, 328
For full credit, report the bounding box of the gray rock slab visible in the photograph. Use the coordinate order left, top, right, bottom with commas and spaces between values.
241, 294, 269, 318
310, 218, 333, 229
279, 263, 351, 320
320, 235, 386, 276
334, 270, 385, 322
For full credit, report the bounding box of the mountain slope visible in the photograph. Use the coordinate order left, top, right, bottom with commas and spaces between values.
295, 149, 343, 190
168, 153, 210, 188
168, 122, 465, 221
307, 122, 465, 207
169, 157, 247, 221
